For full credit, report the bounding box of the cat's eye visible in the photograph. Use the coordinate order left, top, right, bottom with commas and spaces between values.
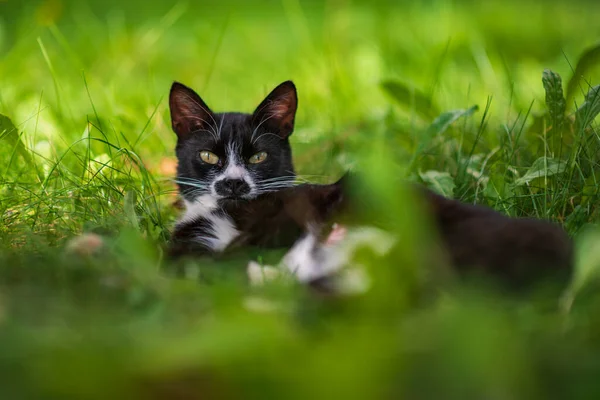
199, 150, 219, 165
249, 151, 268, 164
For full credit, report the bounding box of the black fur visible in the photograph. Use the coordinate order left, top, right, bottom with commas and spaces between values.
419, 188, 573, 289
168, 178, 347, 259
169, 173, 573, 291
169, 81, 297, 203
167, 81, 572, 292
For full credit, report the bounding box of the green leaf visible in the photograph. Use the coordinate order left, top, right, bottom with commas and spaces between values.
425, 105, 479, 137
575, 85, 600, 131
381, 80, 439, 119
124, 190, 139, 229
565, 205, 588, 233
408, 106, 479, 172
419, 170, 456, 197
513, 157, 567, 186
484, 174, 515, 206
0, 113, 43, 181
541, 69, 566, 131
565, 43, 600, 107
570, 226, 600, 295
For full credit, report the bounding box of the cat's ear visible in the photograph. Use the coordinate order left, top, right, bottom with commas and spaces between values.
252, 81, 298, 139
169, 82, 214, 140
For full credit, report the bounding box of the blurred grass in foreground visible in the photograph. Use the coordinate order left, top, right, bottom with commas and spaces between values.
2, 0, 600, 398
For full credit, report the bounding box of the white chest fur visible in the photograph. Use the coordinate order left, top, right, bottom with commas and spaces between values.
179, 195, 240, 252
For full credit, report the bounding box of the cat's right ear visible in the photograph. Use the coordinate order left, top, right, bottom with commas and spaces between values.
252, 81, 298, 139
169, 82, 214, 140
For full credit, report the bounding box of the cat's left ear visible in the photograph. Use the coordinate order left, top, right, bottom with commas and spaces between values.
252, 81, 298, 139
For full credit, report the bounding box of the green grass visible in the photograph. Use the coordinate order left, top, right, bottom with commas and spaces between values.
2, 0, 600, 398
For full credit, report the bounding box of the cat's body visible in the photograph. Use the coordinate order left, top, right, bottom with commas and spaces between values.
170, 173, 573, 291
419, 188, 573, 289
169, 178, 347, 258
167, 80, 573, 292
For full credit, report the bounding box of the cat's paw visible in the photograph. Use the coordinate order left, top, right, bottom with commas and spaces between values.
246, 261, 282, 286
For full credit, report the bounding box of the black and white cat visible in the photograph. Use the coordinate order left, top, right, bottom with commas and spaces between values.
171, 170, 574, 293
167, 82, 573, 294
169, 80, 298, 252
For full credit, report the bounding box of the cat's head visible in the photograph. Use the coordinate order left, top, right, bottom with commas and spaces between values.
169, 81, 297, 205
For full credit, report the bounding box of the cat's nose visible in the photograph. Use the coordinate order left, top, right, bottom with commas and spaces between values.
228, 179, 250, 196
215, 179, 251, 198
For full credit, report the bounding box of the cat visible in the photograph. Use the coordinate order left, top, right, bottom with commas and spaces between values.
280, 180, 574, 293
169, 80, 298, 252
167, 80, 573, 292
169, 171, 573, 293
418, 187, 573, 290
169, 176, 347, 259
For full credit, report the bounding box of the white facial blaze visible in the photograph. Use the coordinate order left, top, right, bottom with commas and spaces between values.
211, 141, 256, 198
222, 163, 246, 179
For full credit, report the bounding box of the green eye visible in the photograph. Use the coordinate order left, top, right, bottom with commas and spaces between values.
199, 150, 219, 165
249, 151, 268, 164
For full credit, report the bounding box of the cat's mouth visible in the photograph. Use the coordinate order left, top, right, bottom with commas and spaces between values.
217, 190, 258, 202
219, 196, 253, 204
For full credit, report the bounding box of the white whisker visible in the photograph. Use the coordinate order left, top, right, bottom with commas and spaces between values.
180, 92, 220, 141
217, 114, 225, 138
251, 113, 277, 143
252, 132, 280, 145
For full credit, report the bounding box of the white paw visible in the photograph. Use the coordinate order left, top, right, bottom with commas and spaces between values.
282, 225, 396, 285
246, 261, 283, 286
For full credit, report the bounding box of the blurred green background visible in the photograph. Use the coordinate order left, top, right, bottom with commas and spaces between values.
2, 0, 600, 398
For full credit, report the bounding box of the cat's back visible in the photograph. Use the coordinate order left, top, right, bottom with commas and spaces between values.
421, 188, 573, 289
